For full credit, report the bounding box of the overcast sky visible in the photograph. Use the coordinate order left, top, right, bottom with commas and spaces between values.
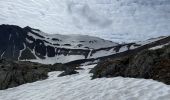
0, 0, 170, 42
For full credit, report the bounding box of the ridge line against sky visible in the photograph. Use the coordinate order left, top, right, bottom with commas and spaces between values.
0, 0, 170, 42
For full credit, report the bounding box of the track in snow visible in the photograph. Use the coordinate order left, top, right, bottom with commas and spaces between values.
0, 65, 170, 100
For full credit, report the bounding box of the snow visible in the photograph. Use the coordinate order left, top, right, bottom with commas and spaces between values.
25, 29, 119, 64
90, 48, 116, 58
87, 49, 93, 58
119, 46, 129, 53
0, 51, 5, 59
0, 0, 170, 42
27, 30, 117, 50
25, 30, 169, 64
130, 45, 138, 49
28, 54, 85, 64
26, 38, 34, 44
8, 34, 11, 40
149, 43, 169, 50
18, 43, 26, 60
0, 64, 170, 100
137, 36, 168, 46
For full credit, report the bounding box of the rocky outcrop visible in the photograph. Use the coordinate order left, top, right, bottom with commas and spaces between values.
58, 68, 79, 77
90, 44, 170, 85
1, 24, 170, 64
0, 25, 91, 61
0, 59, 81, 90
0, 59, 49, 90
0, 25, 117, 63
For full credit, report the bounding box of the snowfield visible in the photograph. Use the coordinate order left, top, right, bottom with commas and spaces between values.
0, 0, 170, 42
149, 42, 170, 50
0, 65, 170, 100
26, 30, 117, 50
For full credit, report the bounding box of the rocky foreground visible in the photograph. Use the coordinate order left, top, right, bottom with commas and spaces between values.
1, 43, 170, 90
90, 44, 170, 85
1, 64, 170, 100
0, 59, 79, 90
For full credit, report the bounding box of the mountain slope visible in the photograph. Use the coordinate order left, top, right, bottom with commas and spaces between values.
1, 64, 170, 100
0, 0, 170, 42
91, 44, 170, 84
0, 25, 118, 64
0, 25, 169, 64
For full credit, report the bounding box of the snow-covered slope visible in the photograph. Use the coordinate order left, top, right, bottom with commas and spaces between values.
0, 25, 118, 64
0, 64, 170, 100
0, 0, 170, 42
26, 28, 117, 50
1, 25, 170, 64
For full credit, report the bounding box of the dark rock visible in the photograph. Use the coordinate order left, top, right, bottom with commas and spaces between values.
0, 24, 90, 61
91, 44, 170, 85
0, 59, 49, 90
34, 39, 47, 57
63, 44, 71, 46
52, 63, 80, 77
58, 68, 79, 77
0, 59, 82, 90
1, 24, 170, 64
20, 48, 36, 60
46, 46, 55, 57
52, 38, 60, 41
24, 26, 45, 38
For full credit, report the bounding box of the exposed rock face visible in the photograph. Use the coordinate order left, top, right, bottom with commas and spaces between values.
91, 44, 170, 85
0, 59, 49, 90
0, 25, 28, 60
0, 24, 170, 90
58, 68, 79, 77
0, 25, 91, 61
0, 59, 81, 90
3, 24, 170, 64
0, 24, 119, 64
1, 24, 170, 65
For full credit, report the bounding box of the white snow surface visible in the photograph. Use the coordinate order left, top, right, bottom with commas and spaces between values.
29, 55, 85, 64
23, 29, 118, 64
0, 64, 170, 100
90, 48, 116, 58
27, 29, 117, 49
0, 0, 170, 42
25, 32, 169, 64
149, 42, 170, 50
137, 36, 168, 46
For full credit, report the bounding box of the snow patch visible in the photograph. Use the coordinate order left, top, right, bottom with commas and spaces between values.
119, 46, 129, 53
18, 43, 26, 60
90, 48, 116, 58
27, 30, 117, 50
149, 43, 169, 50
0, 51, 5, 59
26, 38, 34, 44
0, 64, 170, 100
9, 34, 11, 40
29, 54, 85, 64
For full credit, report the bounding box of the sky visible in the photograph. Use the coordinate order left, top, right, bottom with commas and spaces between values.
0, 0, 170, 42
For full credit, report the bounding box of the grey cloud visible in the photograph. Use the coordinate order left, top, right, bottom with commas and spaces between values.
67, 2, 113, 28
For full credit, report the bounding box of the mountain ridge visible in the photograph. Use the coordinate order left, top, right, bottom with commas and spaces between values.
0, 24, 117, 64
0, 24, 169, 64
1, 0, 170, 42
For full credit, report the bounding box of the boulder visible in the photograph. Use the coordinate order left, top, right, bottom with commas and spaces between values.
58, 67, 79, 77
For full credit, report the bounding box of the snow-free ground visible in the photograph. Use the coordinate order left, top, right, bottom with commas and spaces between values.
0, 64, 170, 100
